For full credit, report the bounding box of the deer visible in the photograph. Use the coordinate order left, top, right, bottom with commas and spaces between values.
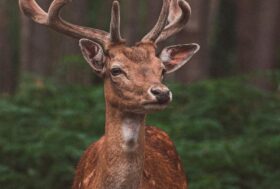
19, 0, 200, 188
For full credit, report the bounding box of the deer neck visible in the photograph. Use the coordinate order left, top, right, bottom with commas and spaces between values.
100, 103, 146, 189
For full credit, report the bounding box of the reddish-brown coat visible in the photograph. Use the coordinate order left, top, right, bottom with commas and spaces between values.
72, 126, 187, 189
19, 1, 197, 189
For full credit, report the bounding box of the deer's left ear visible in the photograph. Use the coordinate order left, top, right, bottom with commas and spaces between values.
159, 44, 200, 74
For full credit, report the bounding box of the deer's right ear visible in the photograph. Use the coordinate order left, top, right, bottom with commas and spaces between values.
79, 39, 106, 76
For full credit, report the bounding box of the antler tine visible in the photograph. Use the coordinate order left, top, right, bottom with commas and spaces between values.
156, 0, 191, 43
19, 0, 48, 24
19, 0, 111, 49
141, 0, 170, 43
110, 1, 124, 43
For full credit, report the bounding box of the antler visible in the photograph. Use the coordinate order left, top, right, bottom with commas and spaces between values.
142, 0, 191, 44
19, 0, 124, 49
142, 0, 170, 43
19, 0, 190, 48
110, 1, 124, 43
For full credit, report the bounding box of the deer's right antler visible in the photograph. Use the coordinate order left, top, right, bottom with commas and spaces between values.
19, 0, 124, 49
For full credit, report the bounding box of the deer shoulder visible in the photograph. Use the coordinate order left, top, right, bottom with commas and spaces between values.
143, 126, 187, 189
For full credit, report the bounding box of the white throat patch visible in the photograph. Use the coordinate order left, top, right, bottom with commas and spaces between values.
121, 118, 141, 152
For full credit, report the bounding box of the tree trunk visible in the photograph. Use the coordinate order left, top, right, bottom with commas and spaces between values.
210, 0, 236, 77
0, 1, 18, 95
236, 0, 280, 89
122, 0, 141, 44
174, 0, 211, 83
254, 0, 280, 70
55, 0, 93, 85
146, 0, 162, 38
20, 0, 53, 77
236, 0, 258, 73
236, 0, 280, 71
277, 8, 280, 69
20, 0, 95, 85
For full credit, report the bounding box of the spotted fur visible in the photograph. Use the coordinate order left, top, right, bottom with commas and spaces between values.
72, 126, 187, 189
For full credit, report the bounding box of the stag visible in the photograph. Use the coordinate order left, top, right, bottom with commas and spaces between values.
19, 0, 199, 188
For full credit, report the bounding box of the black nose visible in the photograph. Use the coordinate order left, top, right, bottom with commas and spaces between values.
150, 87, 170, 104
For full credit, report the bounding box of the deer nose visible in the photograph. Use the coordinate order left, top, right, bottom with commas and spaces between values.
150, 87, 171, 104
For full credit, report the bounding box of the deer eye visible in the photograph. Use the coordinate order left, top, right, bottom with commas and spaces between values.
111, 67, 123, 76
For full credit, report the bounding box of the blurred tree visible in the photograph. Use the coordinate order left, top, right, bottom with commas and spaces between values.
54, 0, 93, 85
146, 0, 161, 33
0, 1, 19, 95
12, 0, 280, 88
236, 0, 280, 89
210, 0, 236, 77
20, 0, 54, 77
20, 0, 96, 85
254, 0, 280, 70
237, 0, 280, 73
122, 0, 141, 44
236, 0, 257, 74
90, 0, 111, 30
173, 0, 211, 83
278, 11, 280, 69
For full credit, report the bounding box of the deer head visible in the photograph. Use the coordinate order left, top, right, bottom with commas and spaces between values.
19, 0, 199, 114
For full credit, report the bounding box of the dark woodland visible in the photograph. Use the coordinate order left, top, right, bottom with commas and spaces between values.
0, 0, 279, 188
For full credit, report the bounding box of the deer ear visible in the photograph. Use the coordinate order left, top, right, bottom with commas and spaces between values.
160, 43, 200, 74
79, 39, 106, 76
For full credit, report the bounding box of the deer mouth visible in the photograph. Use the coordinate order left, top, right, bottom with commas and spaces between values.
142, 99, 170, 110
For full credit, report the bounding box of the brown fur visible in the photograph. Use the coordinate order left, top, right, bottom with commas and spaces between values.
71, 43, 188, 189
122, 47, 150, 63
72, 126, 187, 189
20, 1, 196, 188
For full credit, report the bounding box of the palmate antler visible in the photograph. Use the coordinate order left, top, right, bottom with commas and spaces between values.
19, 0, 191, 48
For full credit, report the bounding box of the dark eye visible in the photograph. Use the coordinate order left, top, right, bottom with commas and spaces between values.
111, 68, 123, 76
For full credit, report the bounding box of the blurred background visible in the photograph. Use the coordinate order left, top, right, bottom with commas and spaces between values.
0, 0, 280, 188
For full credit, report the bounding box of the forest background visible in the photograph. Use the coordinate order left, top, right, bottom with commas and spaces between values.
0, 0, 280, 188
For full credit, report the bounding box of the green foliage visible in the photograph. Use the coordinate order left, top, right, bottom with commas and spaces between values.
149, 74, 280, 189
0, 73, 280, 189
